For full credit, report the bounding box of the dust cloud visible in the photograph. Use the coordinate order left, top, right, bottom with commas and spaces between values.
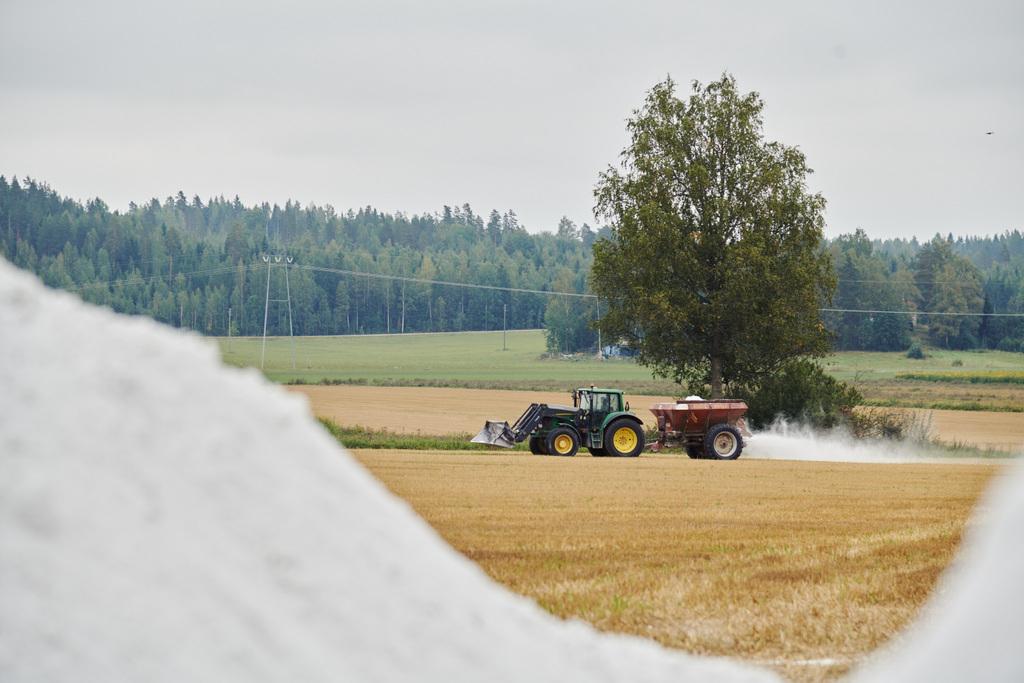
745, 420, 963, 464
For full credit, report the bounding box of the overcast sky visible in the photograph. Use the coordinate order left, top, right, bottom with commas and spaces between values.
1, 0, 1020, 239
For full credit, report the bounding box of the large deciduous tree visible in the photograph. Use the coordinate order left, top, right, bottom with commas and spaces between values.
592, 75, 835, 397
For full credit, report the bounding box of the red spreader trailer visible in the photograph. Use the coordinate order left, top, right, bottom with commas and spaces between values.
648, 399, 750, 460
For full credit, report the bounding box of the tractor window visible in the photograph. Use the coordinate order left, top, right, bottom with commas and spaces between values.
592, 393, 610, 413
578, 392, 591, 410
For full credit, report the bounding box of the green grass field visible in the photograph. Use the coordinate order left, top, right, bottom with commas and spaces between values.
219, 330, 672, 391
217, 330, 1024, 409
821, 349, 1024, 382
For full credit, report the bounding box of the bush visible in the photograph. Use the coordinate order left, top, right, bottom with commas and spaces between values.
996, 337, 1023, 353
895, 371, 1024, 384
849, 408, 933, 441
951, 359, 964, 367
906, 342, 926, 359
731, 358, 862, 430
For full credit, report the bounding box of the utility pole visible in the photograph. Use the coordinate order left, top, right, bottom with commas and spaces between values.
227, 306, 232, 352
261, 256, 271, 368
284, 260, 295, 370
596, 296, 602, 358
503, 303, 507, 351
260, 254, 295, 370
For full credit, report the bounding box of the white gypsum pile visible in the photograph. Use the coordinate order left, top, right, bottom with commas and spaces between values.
0, 258, 774, 682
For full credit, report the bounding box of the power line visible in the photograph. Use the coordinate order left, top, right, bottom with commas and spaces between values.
302, 264, 1024, 317
63, 264, 243, 292
57, 262, 992, 294
298, 264, 598, 299
56, 260, 1024, 319
821, 307, 1024, 317
837, 279, 980, 285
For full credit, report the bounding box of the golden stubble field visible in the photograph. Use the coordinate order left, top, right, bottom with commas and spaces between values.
352, 449, 1002, 682
289, 384, 677, 432
908, 407, 1024, 451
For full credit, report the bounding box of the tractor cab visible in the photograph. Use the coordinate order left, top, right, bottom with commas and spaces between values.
572, 387, 625, 429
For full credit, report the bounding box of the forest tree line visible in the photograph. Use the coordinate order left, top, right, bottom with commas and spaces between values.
2, 176, 1023, 353
826, 229, 1024, 352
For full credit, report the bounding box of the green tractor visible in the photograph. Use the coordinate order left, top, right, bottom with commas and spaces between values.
470, 386, 646, 457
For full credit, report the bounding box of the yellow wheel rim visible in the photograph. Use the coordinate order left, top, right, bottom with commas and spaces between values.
553, 434, 573, 454
612, 427, 638, 452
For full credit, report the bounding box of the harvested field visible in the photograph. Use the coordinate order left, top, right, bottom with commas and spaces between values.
856, 378, 1024, 412
288, 384, 675, 434
905, 407, 1024, 451
352, 449, 1002, 681
291, 384, 1024, 452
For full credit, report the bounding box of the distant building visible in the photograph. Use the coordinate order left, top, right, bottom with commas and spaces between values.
601, 344, 636, 358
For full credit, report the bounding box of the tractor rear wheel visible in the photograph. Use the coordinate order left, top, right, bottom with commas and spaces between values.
703, 424, 743, 460
529, 436, 546, 455
604, 419, 645, 457
546, 427, 580, 457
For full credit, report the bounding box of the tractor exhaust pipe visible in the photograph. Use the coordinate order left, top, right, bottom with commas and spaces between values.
471, 420, 516, 448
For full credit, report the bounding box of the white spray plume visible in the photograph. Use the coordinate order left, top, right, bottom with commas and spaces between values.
746, 419, 959, 464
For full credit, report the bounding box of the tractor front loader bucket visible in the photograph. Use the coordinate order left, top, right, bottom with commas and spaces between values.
471, 420, 516, 448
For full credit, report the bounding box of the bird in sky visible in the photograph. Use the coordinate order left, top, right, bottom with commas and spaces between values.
986, 131, 995, 135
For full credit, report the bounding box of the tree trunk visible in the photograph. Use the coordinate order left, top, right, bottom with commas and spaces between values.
710, 355, 723, 399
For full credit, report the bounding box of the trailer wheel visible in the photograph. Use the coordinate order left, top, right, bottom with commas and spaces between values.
685, 446, 704, 459
604, 420, 645, 457
529, 436, 547, 455
546, 427, 579, 457
704, 424, 743, 460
